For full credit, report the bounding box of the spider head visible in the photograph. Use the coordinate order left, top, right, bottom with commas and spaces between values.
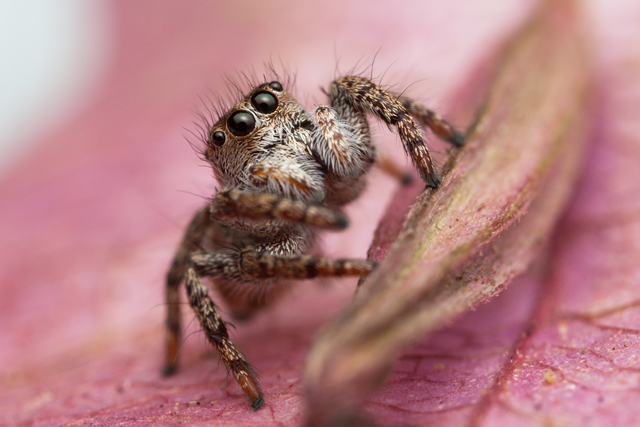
205, 81, 325, 203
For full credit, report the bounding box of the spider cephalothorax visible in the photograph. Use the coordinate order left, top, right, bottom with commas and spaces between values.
162, 75, 465, 410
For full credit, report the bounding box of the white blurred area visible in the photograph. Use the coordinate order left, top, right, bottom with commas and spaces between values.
0, 1, 112, 175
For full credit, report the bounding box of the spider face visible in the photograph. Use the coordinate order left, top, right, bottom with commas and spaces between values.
205, 81, 325, 203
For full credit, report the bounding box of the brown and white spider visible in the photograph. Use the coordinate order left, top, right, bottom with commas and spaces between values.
161, 75, 465, 410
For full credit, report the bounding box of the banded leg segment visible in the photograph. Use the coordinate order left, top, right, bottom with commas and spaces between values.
330, 76, 440, 187
330, 76, 466, 187
398, 96, 466, 146
192, 250, 377, 281
163, 206, 212, 376
240, 251, 376, 279
185, 268, 264, 410
211, 189, 348, 230
250, 157, 324, 199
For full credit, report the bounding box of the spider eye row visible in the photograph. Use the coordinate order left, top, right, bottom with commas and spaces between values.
210, 81, 283, 145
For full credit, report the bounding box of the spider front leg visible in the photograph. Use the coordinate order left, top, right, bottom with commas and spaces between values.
205, 189, 377, 281
329, 76, 465, 187
310, 105, 375, 180
184, 267, 265, 410
210, 188, 349, 230
188, 240, 375, 410
310, 105, 415, 186
162, 205, 267, 409
163, 188, 351, 378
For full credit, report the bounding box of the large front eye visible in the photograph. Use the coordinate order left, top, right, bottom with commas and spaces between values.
227, 110, 256, 136
251, 91, 278, 114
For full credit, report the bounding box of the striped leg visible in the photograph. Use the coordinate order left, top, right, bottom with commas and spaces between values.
210, 189, 349, 230
398, 96, 466, 147
162, 206, 211, 376
192, 250, 376, 281
184, 268, 264, 410
329, 76, 466, 187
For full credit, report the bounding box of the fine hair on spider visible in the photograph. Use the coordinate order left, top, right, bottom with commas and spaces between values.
187, 64, 298, 162
162, 63, 466, 411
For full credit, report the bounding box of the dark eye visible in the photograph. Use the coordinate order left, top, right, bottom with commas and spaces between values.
251, 91, 278, 114
211, 131, 226, 147
268, 81, 283, 92
227, 111, 256, 136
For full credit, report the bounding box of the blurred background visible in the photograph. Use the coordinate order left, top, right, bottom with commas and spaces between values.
0, 0, 533, 178
0, 1, 111, 174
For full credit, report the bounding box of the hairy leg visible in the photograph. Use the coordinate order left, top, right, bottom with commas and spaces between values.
162, 206, 273, 409
310, 105, 375, 180
397, 96, 466, 146
164, 189, 374, 408
187, 233, 375, 407
330, 76, 465, 187
163, 206, 211, 376
210, 188, 349, 230
192, 249, 376, 281
184, 268, 265, 410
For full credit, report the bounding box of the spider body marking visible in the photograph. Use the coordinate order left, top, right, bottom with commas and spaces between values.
162, 75, 465, 410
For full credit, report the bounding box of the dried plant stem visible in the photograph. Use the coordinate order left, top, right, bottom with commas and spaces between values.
304, 0, 595, 425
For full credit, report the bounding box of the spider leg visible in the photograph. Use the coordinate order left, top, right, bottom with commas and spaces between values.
184, 267, 265, 410
397, 96, 466, 147
211, 189, 348, 230
163, 206, 211, 376
248, 153, 326, 203
375, 152, 415, 185
250, 158, 321, 195
310, 105, 374, 180
330, 76, 464, 188
192, 249, 376, 281
187, 238, 376, 408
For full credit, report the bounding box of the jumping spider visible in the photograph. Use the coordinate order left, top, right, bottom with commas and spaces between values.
162, 75, 465, 410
